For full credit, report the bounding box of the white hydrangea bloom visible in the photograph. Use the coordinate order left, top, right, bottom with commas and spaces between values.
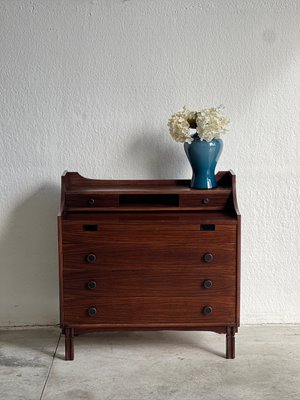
196, 106, 230, 142
168, 105, 230, 143
167, 107, 194, 143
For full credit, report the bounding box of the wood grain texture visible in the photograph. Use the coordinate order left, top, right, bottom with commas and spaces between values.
65, 190, 231, 211
179, 191, 231, 210
65, 327, 74, 361
236, 215, 241, 327
58, 171, 241, 360
70, 324, 229, 333
226, 326, 235, 359
62, 267, 236, 297
63, 296, 236, 325
65, 193, 118, 208
62, 171, 231, 191
62, 244, 236, 271
62, 223, 236, 245
57, 215, 64, 327
231, 173, 241, 328
62, 211, 238, 224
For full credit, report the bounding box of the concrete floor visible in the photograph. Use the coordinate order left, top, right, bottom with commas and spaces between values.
0, 326, 299, 400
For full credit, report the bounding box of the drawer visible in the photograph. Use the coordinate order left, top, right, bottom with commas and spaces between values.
65, 193, 118, 208
62, 243, 236, 271
63, 297, 236, 325
62, 222, 236, 245
62, 268, 236, 297
179, 191, 231, 209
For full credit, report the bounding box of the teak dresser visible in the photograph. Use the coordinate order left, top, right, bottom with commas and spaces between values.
58, 171, 241, 360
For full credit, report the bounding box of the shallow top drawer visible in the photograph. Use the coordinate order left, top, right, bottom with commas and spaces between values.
179, 190, 231, 210
65, 193, 119, 208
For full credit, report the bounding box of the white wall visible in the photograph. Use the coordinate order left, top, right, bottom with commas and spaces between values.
0, 0, 299, 326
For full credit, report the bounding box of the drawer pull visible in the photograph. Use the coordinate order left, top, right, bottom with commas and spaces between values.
203, 306, 213, 315
87, 281, 97, 290
87, 307, 97, 317
88, 198, 95, 206
86, 253, 97, 263
200, 224, 215, 231
203, 252, 214, 263
202, 198, 210, 204
83, 224, 98, 231
203, 280, 213, 289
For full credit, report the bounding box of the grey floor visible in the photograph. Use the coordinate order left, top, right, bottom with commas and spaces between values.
0, 326, 299, 400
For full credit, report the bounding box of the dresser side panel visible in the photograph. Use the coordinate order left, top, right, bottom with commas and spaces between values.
57, 215, 64, 327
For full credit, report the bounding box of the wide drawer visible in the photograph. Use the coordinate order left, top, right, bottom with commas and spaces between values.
62, 241, 236, 271
63, 296, 236, 325
62, 267, 236, 297
62, 222, 236, 245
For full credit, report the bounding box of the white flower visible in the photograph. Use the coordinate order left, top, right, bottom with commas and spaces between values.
168, 105, 230, 143
195, 106, 230, 142
167, 107, 194, 143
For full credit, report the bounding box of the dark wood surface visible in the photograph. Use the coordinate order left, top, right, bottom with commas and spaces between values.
61, 170, 231, 192
62, 222, 236, 244
66, 193, 119, 208
226, 326, 235, 359
57, 216, 64, 327
58, 171, 241, 360
67, 324, 232, 332
62, 171, 233, 212
63, 267, 236, 297
63, 297, 236, 325
62, 245, 236, 271
62, 211, 238, 223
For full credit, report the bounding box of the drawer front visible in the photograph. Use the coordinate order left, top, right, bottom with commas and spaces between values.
63, 297, 236, 325
179, 192, 231, 209
63, 267, 236, 297
65, 194, 118, 208
62, 243, 236, 271
62, 222, 236, 245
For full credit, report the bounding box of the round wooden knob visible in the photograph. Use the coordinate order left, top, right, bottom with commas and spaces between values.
86, 253, 97, 263
203, 280, 213, 289
88, 307, 97, 317
202, 198, 210, 204
87, 281, 97, 290
88, 198, 95, 206
203, 253, 214, 263
203, 306, 213, 315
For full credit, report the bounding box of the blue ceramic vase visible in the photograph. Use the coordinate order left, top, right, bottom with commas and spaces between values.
184, 138, 223, 189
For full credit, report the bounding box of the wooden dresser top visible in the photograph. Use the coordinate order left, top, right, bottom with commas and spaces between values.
59, 171, 239, 217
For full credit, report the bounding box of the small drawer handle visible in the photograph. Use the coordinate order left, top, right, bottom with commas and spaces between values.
87, 281, 97, 290
88, 198, 95, 206
200, 224, 215, 231
86, 253, 97, 263
203, 280, 213, 289
88, 307, 97, 317
203, 306, 213, 315
83, 224, 98, 231
203, 253, 214, 263
202, 198, 210, 204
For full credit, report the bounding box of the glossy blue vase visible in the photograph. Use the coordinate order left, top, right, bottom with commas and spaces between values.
184, 138, 223, 189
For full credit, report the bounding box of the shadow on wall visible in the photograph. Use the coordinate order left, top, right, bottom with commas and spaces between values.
126, 131, 189, 179
0, 184, 60, 326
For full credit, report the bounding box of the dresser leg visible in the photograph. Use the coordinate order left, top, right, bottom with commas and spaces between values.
226, 327, 235, 359
65, 328, 74, 361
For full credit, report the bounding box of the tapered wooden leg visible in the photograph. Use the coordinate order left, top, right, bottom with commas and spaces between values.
226, 327, 235, 359
65, 327, 74, 361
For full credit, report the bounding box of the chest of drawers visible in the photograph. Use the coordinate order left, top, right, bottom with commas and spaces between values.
58, 171, 241, 360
